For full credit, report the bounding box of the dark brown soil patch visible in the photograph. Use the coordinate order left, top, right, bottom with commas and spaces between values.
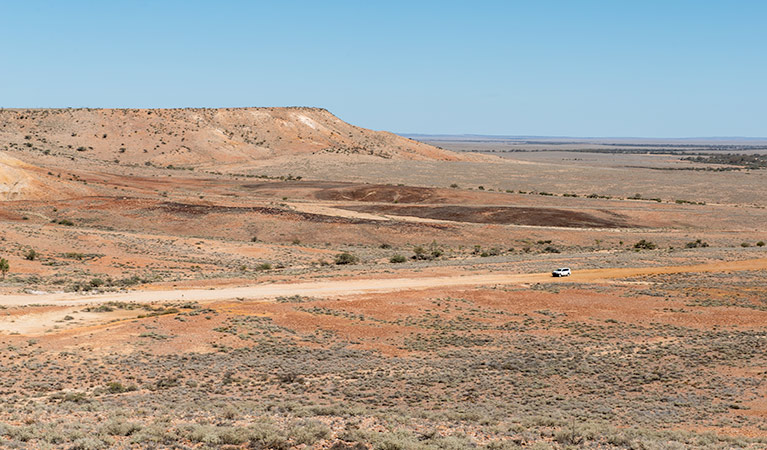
155, 201, 373, 224
241, 180, 353, 191
153, 201, 451, 229
341, 204, 633, 228
315, 184, 447, 203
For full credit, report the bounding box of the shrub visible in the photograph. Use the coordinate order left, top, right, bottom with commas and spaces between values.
390, 254, 406, 263
288, 420, 331, 445
277, 372, 304, 384
219, 427, 252, 445
0, 258, 8, 279
334, 252, 359, 265
249, 424, 290, 450
70, 437, 112, 450
256, 263, 272, 271
413, 242, 443, 260
554, 426, 584, 446
634, 239, 657, 250
103, 420, 142, 436
56, 391, 89, 404
489, 247, 501, 256
757, 241, 765, 247
106, 381, 136, 394
24, 249, 37, 261
685, 239, 708, 248
741, 242, 751, 248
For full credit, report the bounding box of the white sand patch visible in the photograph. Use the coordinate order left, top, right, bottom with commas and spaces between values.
295, 114, 318, 130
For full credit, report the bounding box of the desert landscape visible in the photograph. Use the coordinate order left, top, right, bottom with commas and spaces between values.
0, 107, 765, 449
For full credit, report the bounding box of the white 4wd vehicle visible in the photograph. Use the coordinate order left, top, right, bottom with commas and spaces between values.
552, 267, 571, 277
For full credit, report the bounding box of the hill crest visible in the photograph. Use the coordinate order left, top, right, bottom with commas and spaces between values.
0, 107, 476, 168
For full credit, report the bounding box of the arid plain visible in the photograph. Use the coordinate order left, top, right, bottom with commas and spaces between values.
1, 108, 766, 449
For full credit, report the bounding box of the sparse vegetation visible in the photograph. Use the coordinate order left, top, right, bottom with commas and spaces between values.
334, 252, 358, 265
0, 258, 8, 279
389, 254, 407, 263
685, 239, 709, 248
413, 242, 443, 260
1, 109, 767, 449
684, 153, 767, 169
633, 239, 657, 250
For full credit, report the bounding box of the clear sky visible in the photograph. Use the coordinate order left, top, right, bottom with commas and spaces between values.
1, 1, 765, 137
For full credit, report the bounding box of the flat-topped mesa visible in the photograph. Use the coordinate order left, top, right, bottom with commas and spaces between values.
0, 107, 476, 167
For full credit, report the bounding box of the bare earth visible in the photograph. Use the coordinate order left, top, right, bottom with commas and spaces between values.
3, 257, 766, 310
0, 110, 766, 449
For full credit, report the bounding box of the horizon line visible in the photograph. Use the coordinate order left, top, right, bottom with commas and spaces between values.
400, 133, 767, 141
1, 107, 764, 141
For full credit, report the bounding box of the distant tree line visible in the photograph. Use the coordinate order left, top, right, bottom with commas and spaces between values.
683, 154, 767, 169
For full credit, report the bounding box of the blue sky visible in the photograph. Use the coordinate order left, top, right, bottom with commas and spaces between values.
1, 1, 765, 137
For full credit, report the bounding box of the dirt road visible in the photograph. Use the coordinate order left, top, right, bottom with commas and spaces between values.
2, 257, 766, 308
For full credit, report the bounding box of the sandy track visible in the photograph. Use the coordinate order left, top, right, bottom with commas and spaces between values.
2, 258, 766, 308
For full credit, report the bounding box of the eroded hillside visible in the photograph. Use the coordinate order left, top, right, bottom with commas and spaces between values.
0, 107, 472, 169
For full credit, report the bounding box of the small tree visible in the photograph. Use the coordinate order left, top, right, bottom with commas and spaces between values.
0, 258, 8, 280
24, 249, 37, 261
